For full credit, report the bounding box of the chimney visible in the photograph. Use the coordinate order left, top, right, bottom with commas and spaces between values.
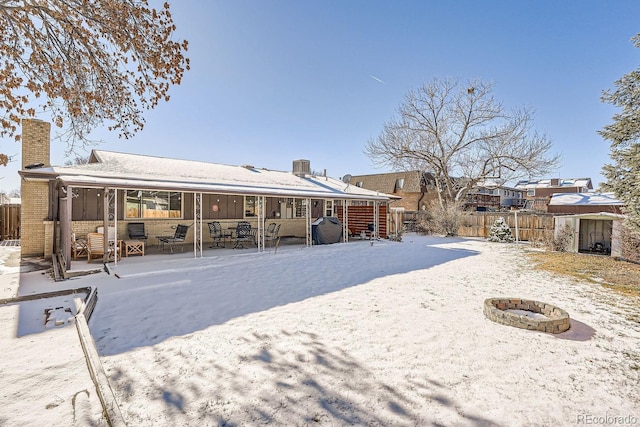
21, 119, 52, 258
21, 119, 51, 168
292, 159, 310, 177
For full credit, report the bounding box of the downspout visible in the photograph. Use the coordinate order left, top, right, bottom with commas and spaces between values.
417, 172, 429, 213
417, 190, 427, 213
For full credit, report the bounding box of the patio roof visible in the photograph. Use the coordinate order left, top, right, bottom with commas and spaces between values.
20, 150, 394, 201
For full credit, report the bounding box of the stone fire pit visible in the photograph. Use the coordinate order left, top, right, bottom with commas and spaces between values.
483, 298, 570, 334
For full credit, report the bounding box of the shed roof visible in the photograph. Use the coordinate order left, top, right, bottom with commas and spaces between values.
548, 192, 623, 206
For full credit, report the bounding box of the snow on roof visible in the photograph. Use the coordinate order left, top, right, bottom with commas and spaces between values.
26, 150, 391, 201
0, 194, 20, 205
548, 192, 623, 206
514, 178, 592, 189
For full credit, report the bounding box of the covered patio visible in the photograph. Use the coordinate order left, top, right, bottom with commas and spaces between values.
20, 150, 394, 274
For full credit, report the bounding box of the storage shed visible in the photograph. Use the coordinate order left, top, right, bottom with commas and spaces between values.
554, 212, 626, 256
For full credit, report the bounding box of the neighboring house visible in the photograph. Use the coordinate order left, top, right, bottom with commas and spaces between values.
547, 192, 623, 215
0, 193, 19, 205
349, 171, 527, 214
514, 178, 593, 212
0, 193, 20, 240
463, 182, 526, 212
18, 119, 393, 263
349, 170, 437, 212
348, 171, 439, 223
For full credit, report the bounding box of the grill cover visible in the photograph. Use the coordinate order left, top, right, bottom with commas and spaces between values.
311, 216, 342, 244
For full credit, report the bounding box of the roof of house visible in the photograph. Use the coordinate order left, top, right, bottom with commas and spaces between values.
348, 171, 426, 193
514, 178, 593, 190
20, 150, 393, 201
0, 194, 19, 205
548, 192, 623, 206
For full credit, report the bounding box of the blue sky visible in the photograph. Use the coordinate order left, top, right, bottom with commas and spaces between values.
2, 0, 639, 193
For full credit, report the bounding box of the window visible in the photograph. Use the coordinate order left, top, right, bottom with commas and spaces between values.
295, 198, 307, 218
527, 189, 535, 197
126, 190, 182, 219
325, 200, 333, 217
277, 198, 308, 218
244, 196, 256, 217
394, 178, 404, 191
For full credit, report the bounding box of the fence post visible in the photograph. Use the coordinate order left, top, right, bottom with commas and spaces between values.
482, 214, 486, 238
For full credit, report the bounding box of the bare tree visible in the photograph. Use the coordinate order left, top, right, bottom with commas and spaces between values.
0, 0, 190, 166
365, 78, 560, 208
64, 155, 89, 166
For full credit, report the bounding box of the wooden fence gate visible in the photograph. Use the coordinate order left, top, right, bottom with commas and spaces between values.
0, 204, 20, 240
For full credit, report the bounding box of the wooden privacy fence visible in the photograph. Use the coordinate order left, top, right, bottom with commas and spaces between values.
458, 212, 555, 241
336, 205, 388, 238
0, 204, 20, 240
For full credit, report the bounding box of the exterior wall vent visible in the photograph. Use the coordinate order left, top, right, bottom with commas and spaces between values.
292, 159, 310, 177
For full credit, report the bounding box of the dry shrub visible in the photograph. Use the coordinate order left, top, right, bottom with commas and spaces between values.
543, 224, 573, 252
620, 223, 640, 263
415, 200, 465, 236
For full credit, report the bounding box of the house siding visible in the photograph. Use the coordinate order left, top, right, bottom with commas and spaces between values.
350, 171, 437, 213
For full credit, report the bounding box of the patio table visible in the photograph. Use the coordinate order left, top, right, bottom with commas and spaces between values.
123, 240, 145, 257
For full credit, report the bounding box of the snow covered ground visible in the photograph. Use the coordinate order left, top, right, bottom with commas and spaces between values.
2, 235, 639, 426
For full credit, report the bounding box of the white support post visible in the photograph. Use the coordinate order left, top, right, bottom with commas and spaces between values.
194, 192, 203, 257
305, 198, 312, 246
257, 195, 265, 252
113, 189, 118, 266
102, 188, 110, 263
373, 201, 379, 240
342, 201, 349, 243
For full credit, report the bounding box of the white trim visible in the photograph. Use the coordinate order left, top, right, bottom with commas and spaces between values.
57, 175, 390, 202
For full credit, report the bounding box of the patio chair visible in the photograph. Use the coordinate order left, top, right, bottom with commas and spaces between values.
127, 222, 148, 243
264, 223, 281, 248
208, 221, 230, 248
254, 222, 275, 245
158, 224, 190, 253
87, 232, 120, 263
71, 233, 88, 260
233, 222, 254, 249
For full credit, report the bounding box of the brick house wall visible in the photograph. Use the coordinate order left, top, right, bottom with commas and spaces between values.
21, 119, 51, 258
350, 171, 438, 213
